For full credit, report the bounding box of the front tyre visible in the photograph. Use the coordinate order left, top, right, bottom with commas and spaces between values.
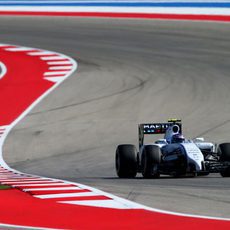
142, 145, 161, 178
218, 143, 230, 177
115, 144, 137, 178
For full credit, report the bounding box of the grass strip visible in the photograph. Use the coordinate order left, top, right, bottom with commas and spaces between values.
0, 185, 11, 190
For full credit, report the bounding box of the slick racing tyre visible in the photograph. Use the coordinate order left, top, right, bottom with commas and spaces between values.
218, 143, 230, 177
142, 145, 161, 178
115, 144, 137, 178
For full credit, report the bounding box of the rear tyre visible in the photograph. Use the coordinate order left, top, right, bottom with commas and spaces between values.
142, 145, 161, 178
115, 144, 137, 178
218, 143, 230, 177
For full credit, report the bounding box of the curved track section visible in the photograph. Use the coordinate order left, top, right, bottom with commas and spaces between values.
1, 17, 230, 219
0, 43, 170, 229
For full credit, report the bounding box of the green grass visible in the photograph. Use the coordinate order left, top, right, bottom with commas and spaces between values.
0, 185, 11, 190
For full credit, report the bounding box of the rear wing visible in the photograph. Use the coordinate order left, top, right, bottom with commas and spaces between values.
138, 120, 182, 148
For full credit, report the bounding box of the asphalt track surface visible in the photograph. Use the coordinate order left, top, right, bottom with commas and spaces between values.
1, 17, 230, 218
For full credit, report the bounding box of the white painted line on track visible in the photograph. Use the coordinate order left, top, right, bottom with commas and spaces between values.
44, 77, 65, 83
0, 179, 45, 182
0, 44, 10, 47
35, 191, 96, 199
3, 180, 58, 184
1, 6, 230, 15
12, 183, 68, 187
44, 71, 69, 76
4, 47, 36, 52
40, 56, 66, 60
28, 51, 54, 56
60, 200, 134, 209
49, 66, 72, 70
47, 61, 72, 65
0, 62, 7, 80
0, 177, 39, 180
24, 187, 82, 191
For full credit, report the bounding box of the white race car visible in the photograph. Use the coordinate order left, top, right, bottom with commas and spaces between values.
115, 119, 230, 178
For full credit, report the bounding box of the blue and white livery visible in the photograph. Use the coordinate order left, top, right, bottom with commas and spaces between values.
116, 119, 230, 178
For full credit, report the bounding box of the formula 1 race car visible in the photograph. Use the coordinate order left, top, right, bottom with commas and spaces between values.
115, 119, 230, 178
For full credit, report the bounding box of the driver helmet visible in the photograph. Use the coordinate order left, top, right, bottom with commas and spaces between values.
171, 133, 185, 143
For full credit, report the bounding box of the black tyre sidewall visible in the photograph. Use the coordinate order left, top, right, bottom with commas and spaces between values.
219, 143, 230, 177
219, 143, 230, 161
142, 145, 161, 178
116, 144, 137, 178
